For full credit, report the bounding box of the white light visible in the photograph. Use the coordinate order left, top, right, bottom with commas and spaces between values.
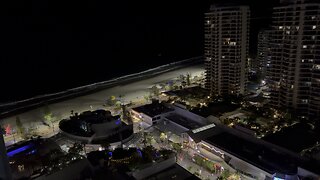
279, 26, 283, 30
207, 20, 210, 24
303, 45, 307, 49
312, 25, 316, 30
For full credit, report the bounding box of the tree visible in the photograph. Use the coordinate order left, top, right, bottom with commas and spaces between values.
0, 125, 5, 135
69, 143, 84, 155
118, 94, 125, 103
43, 105, 55, 132
151, 85, 160, 96
179, 74, 186, 82
121, 104, 132, 124
186, 73, 191, 86
101, 142, 110, 150
16, 116, 26, 139
106, 95, 117, 106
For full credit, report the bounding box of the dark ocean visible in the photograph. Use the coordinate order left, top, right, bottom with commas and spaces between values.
0, 0, 277, 103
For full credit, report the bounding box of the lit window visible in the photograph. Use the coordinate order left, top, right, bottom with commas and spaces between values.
286, 26, 291, 29
221, 56, 225, 59
207, 20, 210, 24
309, 59, 314, 62
286, 31, 290, 35
230, 42, 237, 46
279, 26, 283, 30
296, 26, 299, 30
312, 25, 316, 30
303, 45, 307, 48
311, 16, 316, 20
312, 36, 316, 40
301, 99, 308, 104
301, 59, 305, 62
291, 85, 294, 89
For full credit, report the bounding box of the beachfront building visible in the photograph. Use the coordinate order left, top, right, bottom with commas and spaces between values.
130, 101, 175, 126
187, 124, 320, 179
266, 0, 320, 119
204, 5, 250, 96
257, 29, 272, 78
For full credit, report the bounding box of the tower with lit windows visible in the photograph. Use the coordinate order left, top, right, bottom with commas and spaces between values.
257, 29, 271, 78
267, 0, 320, 119
204, 5, 250, 96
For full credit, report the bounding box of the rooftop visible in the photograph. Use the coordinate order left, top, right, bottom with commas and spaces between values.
205, 132, 298, 174
165, 114, 203, 130
145, 164, 199, 180
132, 102, 174, 117
70, 110, 118, 124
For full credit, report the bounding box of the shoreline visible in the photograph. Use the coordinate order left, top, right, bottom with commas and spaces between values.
0, 56, 203, 118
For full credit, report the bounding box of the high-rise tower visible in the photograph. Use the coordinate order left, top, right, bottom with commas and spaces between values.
267, 0, 320, 119
204, 5, 250, 96
257, 29, 271, 78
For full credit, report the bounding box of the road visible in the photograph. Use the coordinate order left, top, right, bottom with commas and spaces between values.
2, 64, 204, 145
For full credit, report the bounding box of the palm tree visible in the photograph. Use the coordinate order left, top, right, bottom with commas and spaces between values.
16, 116, 26, 139
186, 73, 191, 86
43, 105, 55, 132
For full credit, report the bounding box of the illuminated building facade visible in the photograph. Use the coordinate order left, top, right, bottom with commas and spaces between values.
205, 5, 250, 96
266, 0, 320, 119
257, 29, 272, 78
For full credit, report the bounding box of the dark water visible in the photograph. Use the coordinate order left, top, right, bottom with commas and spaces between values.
0, 0, 277, 103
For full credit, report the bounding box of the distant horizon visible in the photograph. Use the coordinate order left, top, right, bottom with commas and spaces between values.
0, 0, 277, 102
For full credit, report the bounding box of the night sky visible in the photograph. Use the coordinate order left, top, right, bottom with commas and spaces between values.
0, 0, 277, 102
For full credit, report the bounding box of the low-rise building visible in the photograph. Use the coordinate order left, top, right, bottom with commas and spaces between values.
59, 110, 133, 146
131, 102, 175, 126
187, 124, 320, 180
